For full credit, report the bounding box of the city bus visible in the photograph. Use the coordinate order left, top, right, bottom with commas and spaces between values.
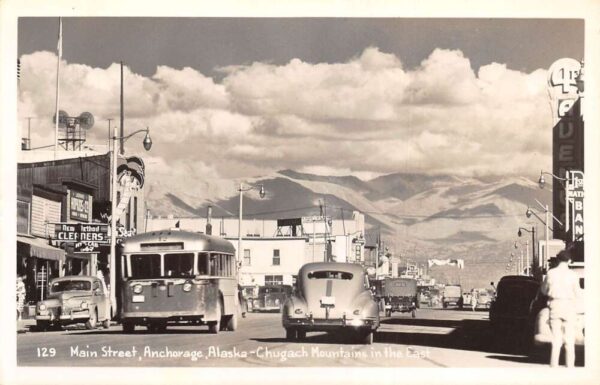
119, 229, 240, 333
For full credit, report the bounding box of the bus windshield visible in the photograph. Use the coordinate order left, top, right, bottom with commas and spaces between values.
164, 253, 194, 277
130, 254, 161, 279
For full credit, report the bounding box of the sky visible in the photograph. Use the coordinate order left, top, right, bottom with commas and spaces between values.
17, 17, 584, 183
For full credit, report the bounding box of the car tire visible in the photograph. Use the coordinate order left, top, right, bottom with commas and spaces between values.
85, 309, 98, 330
285, 328, 297, 341
411, 309, 416, 318
361, 331, 374, 345
102, 318, 111, 329
122, 321, 135, 333
385, 309, 392, 317
297, 330, 306, 341
443, 302, 448, 309
36, 320, 50, 332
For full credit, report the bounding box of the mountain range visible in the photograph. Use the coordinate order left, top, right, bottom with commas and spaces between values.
145, 169, 552, 289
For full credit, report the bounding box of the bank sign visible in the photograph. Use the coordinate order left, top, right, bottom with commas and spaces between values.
54, 223, 109, 244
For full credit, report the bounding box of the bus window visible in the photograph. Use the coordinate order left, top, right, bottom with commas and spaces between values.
209, 254, 218, 276
164, 253, 194, 277
130, 254, 161, 279
198, 252, 209, 275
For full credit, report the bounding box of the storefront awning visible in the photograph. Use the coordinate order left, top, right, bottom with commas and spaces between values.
17, 235, 65, 262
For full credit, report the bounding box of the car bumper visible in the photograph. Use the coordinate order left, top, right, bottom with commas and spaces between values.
253, 306, 280, 312
284, 317, 378, 331
36, 309, 90, 322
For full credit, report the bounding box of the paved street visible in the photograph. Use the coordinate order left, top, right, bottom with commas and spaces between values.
17, 308, 550, 367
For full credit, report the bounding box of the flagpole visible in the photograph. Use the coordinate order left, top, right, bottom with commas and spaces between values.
54, 17, 62, 155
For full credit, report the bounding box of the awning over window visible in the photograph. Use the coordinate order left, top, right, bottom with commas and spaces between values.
17, 235, 65, 262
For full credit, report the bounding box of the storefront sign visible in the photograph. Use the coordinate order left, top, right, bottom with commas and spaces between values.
69, 191, 92, 222
548, 58, 584, 241
568, 171, 584, 241
54, 223, 109, 244
74, 241, 101, 253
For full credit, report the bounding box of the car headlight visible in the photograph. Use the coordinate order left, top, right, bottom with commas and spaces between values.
39, 303, 47, 311
253, 300, 259, 306
353, 309, 361, 316
294, 309, 303, 314
80, 301, 88, 309
133, 284, 143, 294
275, 298, 280, 305
182, 282, 192, 292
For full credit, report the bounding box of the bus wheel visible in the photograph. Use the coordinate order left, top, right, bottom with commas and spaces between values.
122, 321, 135, 333
226, 313, 238, 331
285, 328, 297, 341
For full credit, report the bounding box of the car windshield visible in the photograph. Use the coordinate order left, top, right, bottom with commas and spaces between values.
307, 270, 353, 280
51, 280, 91, 292
259, 287, 281, 294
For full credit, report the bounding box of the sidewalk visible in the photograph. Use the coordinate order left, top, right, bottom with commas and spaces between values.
17, 318, 36, 333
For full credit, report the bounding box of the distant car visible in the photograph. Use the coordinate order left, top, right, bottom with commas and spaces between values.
417, 286, 432, 307
489, 276, 540, 336
282, 262, 380, 344
442, 285, 463, 309
252, 285, 293, 312
471, 288, 493, 310
382, 277, 418, 318
35, 276, 111, 331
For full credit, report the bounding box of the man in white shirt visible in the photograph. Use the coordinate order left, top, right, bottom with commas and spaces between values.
540, 249, 581, 368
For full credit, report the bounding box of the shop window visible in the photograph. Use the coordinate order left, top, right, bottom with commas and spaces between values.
265, 275, 283, 286
17, 200, 30, 234
243, 249, 251, 266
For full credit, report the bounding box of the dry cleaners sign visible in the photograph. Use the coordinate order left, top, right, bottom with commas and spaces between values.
54, 223, 109, 243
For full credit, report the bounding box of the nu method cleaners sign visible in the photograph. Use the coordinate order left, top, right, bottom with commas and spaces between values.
55, 223, 109, 243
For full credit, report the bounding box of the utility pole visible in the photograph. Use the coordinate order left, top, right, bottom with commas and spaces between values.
120, 62, 124, 155
107, 118, 114, 149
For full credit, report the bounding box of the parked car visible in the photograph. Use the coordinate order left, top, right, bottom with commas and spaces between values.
442, 285, 463, 309
471, 288, 493, 310
252, 285, 293, 312
489, 275, 540, 337
282, 262, 380, 344
382, 277, 418, 317
35, 276, 111, 331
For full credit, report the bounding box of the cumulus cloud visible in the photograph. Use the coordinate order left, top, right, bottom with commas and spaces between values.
18, 47, 553, 186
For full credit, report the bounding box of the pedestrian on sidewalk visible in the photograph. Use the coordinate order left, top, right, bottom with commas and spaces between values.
17, 275, 26, 320
540, 249, 582, 368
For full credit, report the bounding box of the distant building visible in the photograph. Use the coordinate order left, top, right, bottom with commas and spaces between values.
146, 211, 366, 286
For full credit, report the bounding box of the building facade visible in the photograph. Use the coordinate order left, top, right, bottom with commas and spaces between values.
17, 150, 146, 304
146, 211, 366, 287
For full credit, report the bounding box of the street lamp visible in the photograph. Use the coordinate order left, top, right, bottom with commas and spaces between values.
514, 240, 528, 276
526, 201, 562, 272
517, 226, 536, 276
109, 126, 152, 311
237, 183, 266, 266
